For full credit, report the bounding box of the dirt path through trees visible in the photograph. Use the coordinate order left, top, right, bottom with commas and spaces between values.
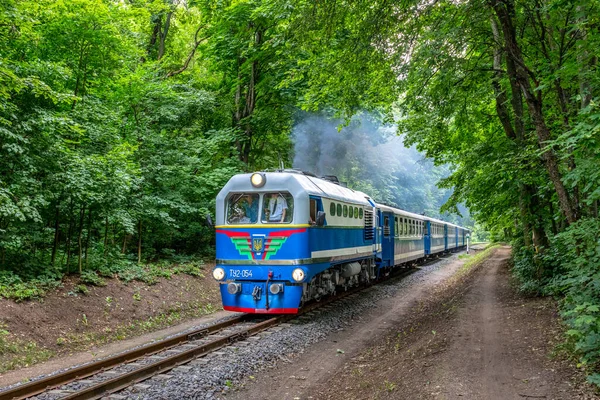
420, 248, 582, 399
227, 247, 597, 400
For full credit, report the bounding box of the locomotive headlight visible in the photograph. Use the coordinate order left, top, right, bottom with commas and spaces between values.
212, 267, 225, 281
292, 268, 305, 282
250, 173, 266, 188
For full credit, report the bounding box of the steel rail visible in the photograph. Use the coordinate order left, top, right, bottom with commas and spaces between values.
60, 317, 281, 400
0, 315, 248, 400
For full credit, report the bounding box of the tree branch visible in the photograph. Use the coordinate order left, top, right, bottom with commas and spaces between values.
166, 24, 209, 78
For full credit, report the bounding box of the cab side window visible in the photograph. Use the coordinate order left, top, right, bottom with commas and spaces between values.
310, 199, 317, 224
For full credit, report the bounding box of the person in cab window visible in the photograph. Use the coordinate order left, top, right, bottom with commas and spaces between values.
309, 199, 317, 225
243, 195, 258, 223
268, 193, 288, 223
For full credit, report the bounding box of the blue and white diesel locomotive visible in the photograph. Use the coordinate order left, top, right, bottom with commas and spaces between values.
212, 170, 470, 314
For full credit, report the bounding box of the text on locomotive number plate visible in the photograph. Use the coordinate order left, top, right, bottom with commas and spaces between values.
229, 269, 253, 278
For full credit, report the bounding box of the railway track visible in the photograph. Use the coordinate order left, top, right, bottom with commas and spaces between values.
0, 289, 365, 400
0, 255, 459, 400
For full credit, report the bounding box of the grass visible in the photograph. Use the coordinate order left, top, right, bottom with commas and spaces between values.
54, 301, 218, 352
0, 326, 55, 373
452, 244, 502, 281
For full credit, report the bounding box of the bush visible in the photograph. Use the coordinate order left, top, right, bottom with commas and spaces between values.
545, 218, 600, 385
79, 271, 107, 287
511, 246, 545, 295
0, 282, 46, 302
0, 270, 61, 302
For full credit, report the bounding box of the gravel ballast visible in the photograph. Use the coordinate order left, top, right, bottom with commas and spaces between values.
108, 254, 461, 400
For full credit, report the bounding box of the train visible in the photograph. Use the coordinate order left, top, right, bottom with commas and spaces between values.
212, 170, 470, 314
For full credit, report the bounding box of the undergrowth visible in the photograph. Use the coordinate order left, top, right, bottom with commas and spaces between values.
511, 217, 600, 387
0, 258, 206, 302
0, 271, 62, 302
54, 302, 217, 351
0, 324, 54, 373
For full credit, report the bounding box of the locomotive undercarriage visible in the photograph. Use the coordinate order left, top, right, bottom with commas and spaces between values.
301, 259, 377, 303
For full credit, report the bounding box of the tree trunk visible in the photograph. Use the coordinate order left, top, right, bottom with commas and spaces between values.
65, 198, 74, 273
490, 17, 535, 247
72, 39, 88, 109
577, 5, 596, 110
77, 205, 86, 274
84, 207, 92, 269
158, 12, 172, 60
491, 0, 577, 225
137, 220, 142, 264
528, 190, 549, 250
548, 199, 558, 235
51, 203, 60, 267
233, 27, 263, 166
147, 15, 161, 60
104, 216, 109, 255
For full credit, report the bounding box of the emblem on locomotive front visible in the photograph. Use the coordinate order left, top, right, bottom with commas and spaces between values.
252, 236, 265, 253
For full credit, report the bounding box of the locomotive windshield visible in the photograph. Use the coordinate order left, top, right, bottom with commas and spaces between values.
226, 193, 259, 224
262, 192, 294, 224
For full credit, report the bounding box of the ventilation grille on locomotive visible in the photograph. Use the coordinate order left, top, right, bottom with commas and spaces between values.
363, 209, 374, 240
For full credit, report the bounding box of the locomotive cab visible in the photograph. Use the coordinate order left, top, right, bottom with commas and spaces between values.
213, 172, 312, 313
213, 170, 377, 314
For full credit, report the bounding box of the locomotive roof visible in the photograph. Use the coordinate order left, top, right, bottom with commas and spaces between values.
217, 171, 373, 206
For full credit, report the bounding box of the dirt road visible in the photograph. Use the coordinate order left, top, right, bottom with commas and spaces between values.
227, 247, 597, 400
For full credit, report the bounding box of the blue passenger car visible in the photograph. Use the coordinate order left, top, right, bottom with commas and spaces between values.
425, 218, 447, 255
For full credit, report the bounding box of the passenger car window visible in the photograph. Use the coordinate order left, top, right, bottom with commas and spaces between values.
354, 207, 359, 218
227, 193, 259, 224
343, 205, 348, 217
359, 208, 363, 219
330, 202, 336, 216
337, 204, 342, 216
262, 192, 294, 223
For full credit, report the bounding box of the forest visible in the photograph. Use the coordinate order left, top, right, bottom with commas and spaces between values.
0, 0, 599, 385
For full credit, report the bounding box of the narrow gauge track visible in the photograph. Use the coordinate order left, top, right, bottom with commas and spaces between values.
0, 254, 457, 400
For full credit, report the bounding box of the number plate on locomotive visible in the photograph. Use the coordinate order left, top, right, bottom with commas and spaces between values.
229, 269, 253, 278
